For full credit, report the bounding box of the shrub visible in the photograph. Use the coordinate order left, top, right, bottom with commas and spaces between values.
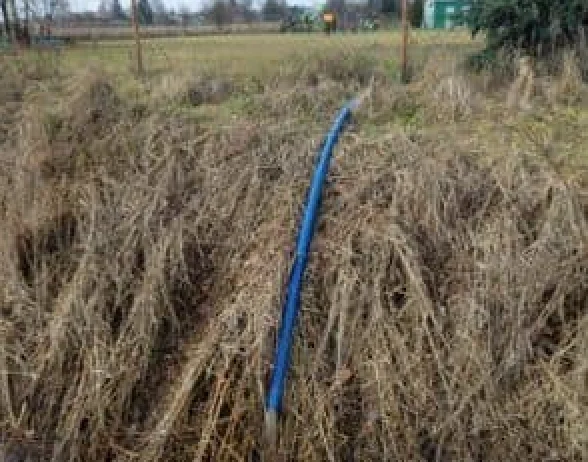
464, 0, 588, 58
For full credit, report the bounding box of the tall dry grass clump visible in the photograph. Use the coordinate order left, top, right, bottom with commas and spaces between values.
506, 51, 587, 111
412, 52, 475, 122
539, 51, 587, 107
152, 72, 235, 108
0, 54, 587, 462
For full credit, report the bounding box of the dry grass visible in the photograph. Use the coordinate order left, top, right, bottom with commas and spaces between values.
1, 35, 588, 461
411, 51, 476, 122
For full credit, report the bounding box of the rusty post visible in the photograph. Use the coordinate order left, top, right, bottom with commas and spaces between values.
131, 0, 143, 75
401, 0, 408, 83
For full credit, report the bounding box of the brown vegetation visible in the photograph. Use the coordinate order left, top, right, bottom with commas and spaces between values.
0, 42, 588, 461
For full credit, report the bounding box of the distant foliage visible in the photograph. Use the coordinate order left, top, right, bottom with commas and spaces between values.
210, 0, 230, 28
380, 0, 398, 16
410, 0, 424, 27
464, 0, 588, 57
111, 0, 126, 20
241, 0, 256, 23
138, 0, 154, 25
151, 0, 170, 24
262, 0, 284, 21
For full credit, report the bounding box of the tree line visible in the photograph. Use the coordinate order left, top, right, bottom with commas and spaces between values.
1, 0, 421, 36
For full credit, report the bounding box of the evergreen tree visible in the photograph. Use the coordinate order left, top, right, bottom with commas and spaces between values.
409, 0, 423, 27
380, 0, 396, 15
464, 0, 588, 57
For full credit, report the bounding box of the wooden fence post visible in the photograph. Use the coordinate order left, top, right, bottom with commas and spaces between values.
131, 0, 144, 75
401, 0, 408, 83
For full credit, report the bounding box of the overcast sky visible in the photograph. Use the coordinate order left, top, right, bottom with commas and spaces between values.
68, 0, 319, 13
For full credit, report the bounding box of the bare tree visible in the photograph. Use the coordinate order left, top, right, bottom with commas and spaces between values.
1, 0, 11, 36
48, 0, 69, 19
6, 0, 20, 43
178, 3, 190, 26
97, 0, 109, 17
327, 0, 345, 17
150, 0, 168, 24
240, 0, 255, 24
111, 0, 126, 20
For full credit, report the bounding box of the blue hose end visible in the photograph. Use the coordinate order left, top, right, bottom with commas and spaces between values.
264, 408, 279, 452
348, 99, 360, 111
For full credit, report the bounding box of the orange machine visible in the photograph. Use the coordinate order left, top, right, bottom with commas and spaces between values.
322, 11, 336, 34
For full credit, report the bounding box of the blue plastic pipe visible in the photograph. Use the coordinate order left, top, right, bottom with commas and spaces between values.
266, 102, 354, 416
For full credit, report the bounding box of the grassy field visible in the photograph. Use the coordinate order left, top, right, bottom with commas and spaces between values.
1, 31, 588, 461
56, 30, 476, 77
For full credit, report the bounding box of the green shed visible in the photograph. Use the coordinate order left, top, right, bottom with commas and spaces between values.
423, 0, 470, 29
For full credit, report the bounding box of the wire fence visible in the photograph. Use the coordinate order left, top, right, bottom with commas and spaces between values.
0, 21, 479, 85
